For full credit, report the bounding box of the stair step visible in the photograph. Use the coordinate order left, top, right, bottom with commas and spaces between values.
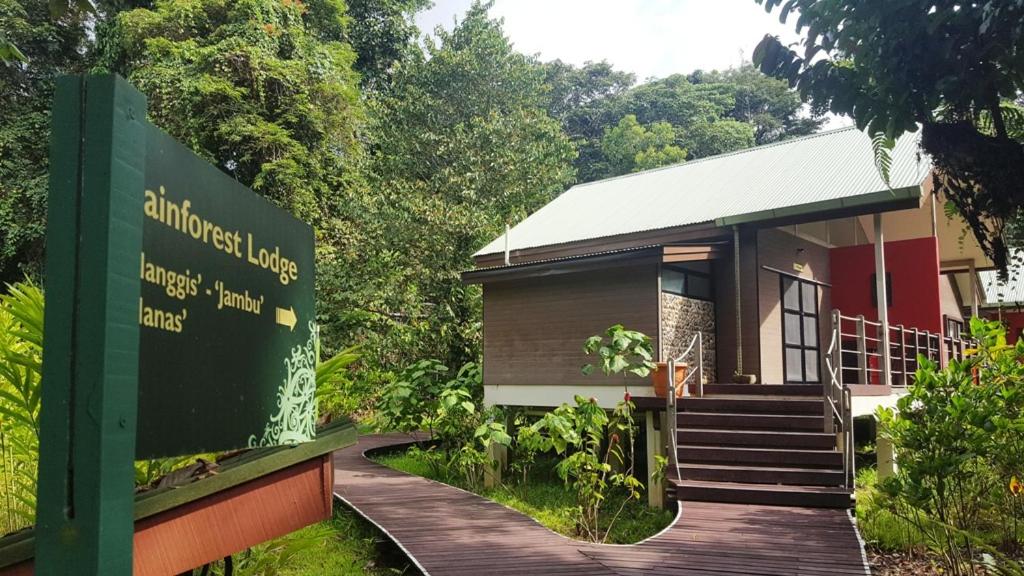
677, 428, 836, 450
679, 463, 845, 486
680, 397, 822, 415
671, 479, 852, 508
678, 412, 825, 432
678, 445, 843, 469
696, 384, 824, 397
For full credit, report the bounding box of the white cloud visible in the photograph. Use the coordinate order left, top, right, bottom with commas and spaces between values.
416, 0, 851, 128
418, 0, 803, 79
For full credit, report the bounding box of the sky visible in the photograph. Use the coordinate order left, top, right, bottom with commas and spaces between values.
416, 0, 805, 82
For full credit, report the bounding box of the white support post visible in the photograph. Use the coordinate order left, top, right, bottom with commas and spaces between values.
969, 261, 979, 319
877, 433, 897, 480
874, 213, 892, 387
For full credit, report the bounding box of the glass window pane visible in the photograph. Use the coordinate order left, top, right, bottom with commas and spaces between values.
687, 274, 712, 299
786, 348, 804, 382
785, 313, 802, 345
801, 283, 817, 313
803, 316, 818, 345
678, 261, 711, 274
783, 277, 799, 310
804, 350, 820, 382
662, 268, 685, 295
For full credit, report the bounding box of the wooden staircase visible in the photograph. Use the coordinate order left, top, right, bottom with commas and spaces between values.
667, 384, 853, 509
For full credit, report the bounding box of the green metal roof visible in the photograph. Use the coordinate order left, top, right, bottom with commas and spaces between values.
476, 126, 929, 257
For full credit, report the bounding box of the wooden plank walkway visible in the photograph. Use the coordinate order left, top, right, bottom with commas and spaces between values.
333, 434, 870, 576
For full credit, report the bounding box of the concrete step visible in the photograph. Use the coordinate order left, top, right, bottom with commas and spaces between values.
677, 412, 825, 432
671, 479, 852, 508
677, 428, 837, 450
679, 397, 823, 416
678, 445, 843, 469
679, 463, 845, 487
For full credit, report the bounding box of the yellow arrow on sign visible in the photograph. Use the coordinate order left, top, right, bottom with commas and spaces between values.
275, 306, 297, 331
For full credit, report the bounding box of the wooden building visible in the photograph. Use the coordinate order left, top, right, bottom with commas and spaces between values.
463, 126, 993, 509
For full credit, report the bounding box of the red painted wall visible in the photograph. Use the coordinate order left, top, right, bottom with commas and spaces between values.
830, 237, 943, 333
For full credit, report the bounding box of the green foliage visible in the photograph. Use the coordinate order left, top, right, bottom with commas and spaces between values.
876, 318, 1024, 574
581, 324, 656, 378
335, 1, 575, 382
345, 0, 428, 90
199, 503, 412, 575
0, 280, 43, 533
689, 64, 822, 145
753, 0, 1024, 273
377, 358, 510, 488
514, 394, 643, 543
314, 338, 361, 419
600, 114, 687, 174
97, 0, 365, 228
545, 61, 814, 181
0, 0, 91, 284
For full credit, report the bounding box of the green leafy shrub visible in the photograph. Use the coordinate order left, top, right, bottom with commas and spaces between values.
0, 280, 43, 534
507, 324, 655, 543
525, 394, 643, 543
876, 318, 1024, 574
377, 359, 510, 488
581, 324, 656, 378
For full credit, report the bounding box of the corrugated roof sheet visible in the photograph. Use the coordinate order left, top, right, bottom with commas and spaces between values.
475, 126, 929, 257
980, 252, 1024, 306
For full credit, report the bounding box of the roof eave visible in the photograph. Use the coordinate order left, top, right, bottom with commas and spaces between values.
714, 185, 923, 228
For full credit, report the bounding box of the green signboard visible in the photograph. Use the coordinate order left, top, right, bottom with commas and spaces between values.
35, 74, 317, 574
138, 124, 315, 458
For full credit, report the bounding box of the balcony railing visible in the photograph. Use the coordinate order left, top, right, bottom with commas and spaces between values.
831, 310, 976, 387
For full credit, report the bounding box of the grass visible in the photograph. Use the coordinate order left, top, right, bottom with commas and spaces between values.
855, 467, 928, 552
201, 503, 416, 576
372, 447, 675, 545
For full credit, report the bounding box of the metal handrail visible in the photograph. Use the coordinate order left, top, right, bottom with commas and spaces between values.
665, 332, 704, 490
825, 311, 853, 489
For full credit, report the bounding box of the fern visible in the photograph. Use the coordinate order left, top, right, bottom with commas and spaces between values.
870, 131, 896, 187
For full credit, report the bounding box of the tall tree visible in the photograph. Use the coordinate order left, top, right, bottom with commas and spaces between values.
97, 0, 365, 227
345, 1, 575, 369
0, 0, 91, 283
345, 0, 429, 91
601, 114, 687, 174
753, 0, 1024, 272
690, 64, 823, 144
541, 60, 635, 182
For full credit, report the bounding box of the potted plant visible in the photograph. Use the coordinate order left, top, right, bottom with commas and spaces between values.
651, 361, 688, 398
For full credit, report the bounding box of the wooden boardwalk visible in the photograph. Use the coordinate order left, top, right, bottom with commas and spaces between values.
333, 434, 870, 576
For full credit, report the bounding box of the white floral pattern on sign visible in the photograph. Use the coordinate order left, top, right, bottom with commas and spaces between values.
248, 321, 318, 448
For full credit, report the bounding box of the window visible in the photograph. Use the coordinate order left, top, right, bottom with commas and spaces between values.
945, 317, 964, 339
661, 262, 713, 300
781, 276, 821, 384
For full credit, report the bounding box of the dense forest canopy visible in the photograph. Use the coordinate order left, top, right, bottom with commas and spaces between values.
0, 0, 822, 398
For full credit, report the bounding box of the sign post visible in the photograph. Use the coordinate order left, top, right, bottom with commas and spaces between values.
36, 75, 146, 575
35, 74, 316, 574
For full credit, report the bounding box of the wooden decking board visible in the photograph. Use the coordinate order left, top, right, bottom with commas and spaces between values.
333, 434, 870, 576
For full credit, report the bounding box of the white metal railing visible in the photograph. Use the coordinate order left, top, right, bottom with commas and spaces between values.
827, 309, 978, 488
665, 332, 703, 488
825, 311, 855, 489
831, 311, 975, 387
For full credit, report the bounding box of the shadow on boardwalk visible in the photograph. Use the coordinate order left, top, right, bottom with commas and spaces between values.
333, 434, 870, 576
